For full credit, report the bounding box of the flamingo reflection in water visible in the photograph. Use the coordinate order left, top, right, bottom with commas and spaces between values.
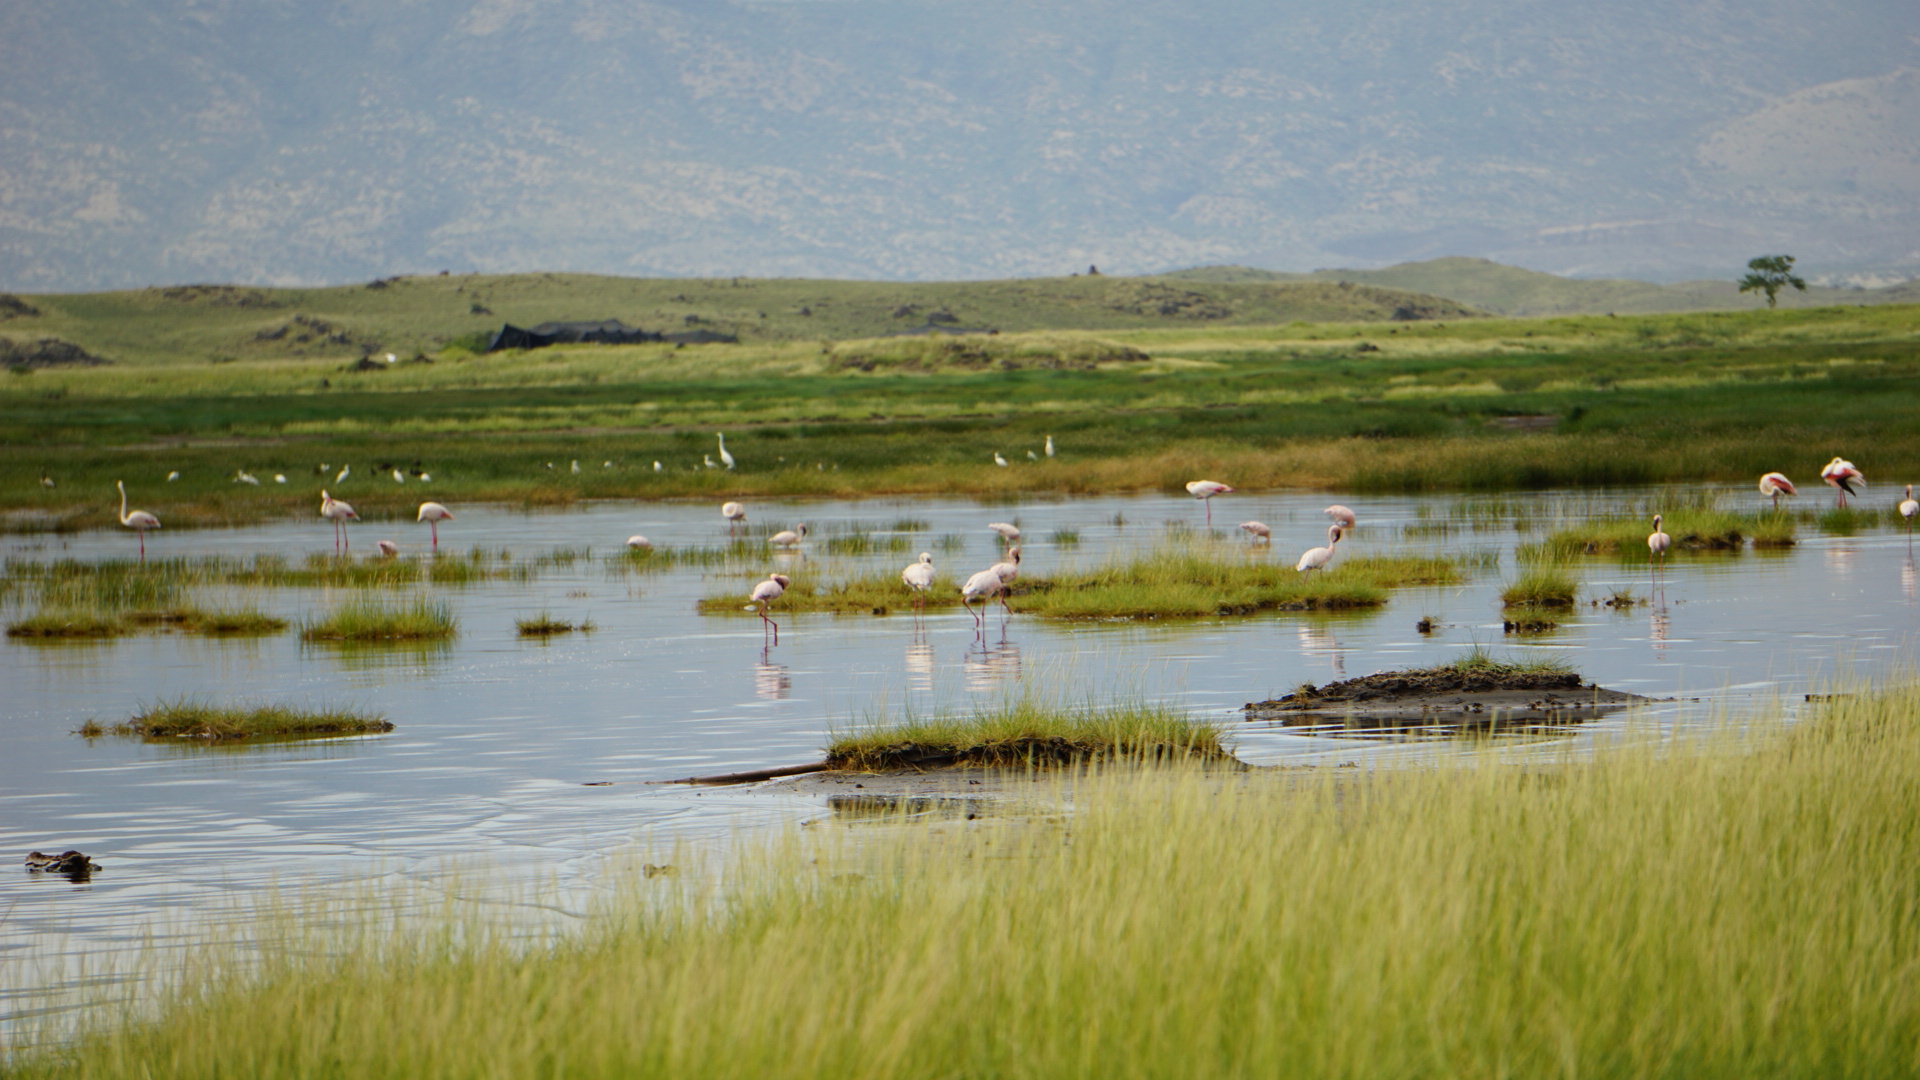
1904, 556, 1917, 603
905, 629, 936, 694
1297, 622, 1347, 678
964, 632, 1023, 693
754, 646, 792, 700
1649, 605, 1672, 658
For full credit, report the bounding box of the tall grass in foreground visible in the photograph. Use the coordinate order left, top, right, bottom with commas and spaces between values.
300, 597, 457, 641
19, 687, 1920, 1078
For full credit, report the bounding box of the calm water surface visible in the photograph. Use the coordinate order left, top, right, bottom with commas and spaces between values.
4, 486, 1916, 1031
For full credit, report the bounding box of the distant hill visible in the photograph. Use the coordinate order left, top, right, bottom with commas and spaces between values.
2, 273, 1480, 366
1162, 258, 1918, 316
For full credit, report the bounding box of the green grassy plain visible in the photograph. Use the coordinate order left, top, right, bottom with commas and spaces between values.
4, 282, 1917, 531
17, 685, 1920, 1079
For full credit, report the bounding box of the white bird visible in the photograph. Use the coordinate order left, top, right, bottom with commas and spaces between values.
902, 552, 936, 612
1902, 485, 1918, 545
603, 461, 613, 468
994, 453, 1009, 467
166, 471, 180, 482
1324, 505, 1357, 529
704, 454, 717, 469
116, 480, 160, 562
375, 540, 399, 557
1028, 450, 1039, 461
1821, 457, 1864, 508
321, 489, 359, 554
417, 502, 453, 550
1185, 480, 1234, 526
393, 469, 406, 483
570, 460, 581, 474
1648, 514, 1672, 579
717, 434, 735, 470
722, 501, 747, 535
960, 567, 1008, 629
1240, 521, 1271, 542
546, 462, 555, 470
1296, 524, 1342, 574
768, 523, 809, 548
990, 545, 1022, 587
1759, 472, 1797, 509
653, 461, 663, 472
274, 474, 287, 484
750, 573, 791, 642
626, 535, 653, 550
987, 522, 1021, 545
385, 353, 397, 364
419, 473, 431, 483
335, 464, 350, 483
39, 474, 54, 488
234, 470, 260, 485
1045, 436, 1055, 458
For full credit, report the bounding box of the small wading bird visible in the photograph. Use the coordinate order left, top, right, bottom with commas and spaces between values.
1185, 480, 1234, 526
1239, 521, 1271, 542
626, 535, 652, 550
1902, 485, 1918, 546
994, 453, 1010, 467
417, 502, 453, 550
1296, 524, 1342, 574
769, 523, 809, 548
902, 552, 936, 613
717, 433, 735, 470
653, 461, 663, 472
320, 489, 359, 554
274, 474, 286, 484
570, 460, 581, 474
375, 540, 399, 557
166, 471, 179, 482
722, 501, 747, 535
1821, 457, 1864, 508
1323, 504, 1357, 529
234, 470, 260, 485
335, 464, 350, 484
749, 573, 790, 643
40, 474, 54, 488
1045, 435, 1055, 458
987, 522, 1021, 546
1758, 472, 1796, 509
392, 469, 405, 483
116, 481, 160, 562
1648, 514, 1672, 580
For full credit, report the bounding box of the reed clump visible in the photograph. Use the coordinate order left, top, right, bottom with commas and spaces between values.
97, 697, 393, 741
300, 597, 457, 642
827, 698, 1227, 771
1536, 509, 1793, 558
515, 613, 595, 636
7, 603, 287, 637
1501, 562, 1578, 608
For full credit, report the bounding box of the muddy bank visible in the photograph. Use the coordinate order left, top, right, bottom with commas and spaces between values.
1245, 665, 1653, 728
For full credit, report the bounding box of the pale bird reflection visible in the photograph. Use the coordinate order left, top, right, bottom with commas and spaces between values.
1904, 556, 1917, 602
905, 633, 936, 693
754, 649, 792, 700
964, 636, 1023, 693
1825, 541, 1858, 575
1650, 606, 1672, 658
1297, 623, 1346, 677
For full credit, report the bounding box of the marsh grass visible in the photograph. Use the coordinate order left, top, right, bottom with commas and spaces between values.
1532, 509, 1792, 558
20, 684, 1920, 1077
1501, 562, 1578, 608
93, 697, 393, 741
2, 550, 537, 594
7, 608, 129, 638
7, 603, 286, 638
1048, 526, 1082, 547
697, 574, 961, 615
826, 698, 1227, 770
301, 597, 457, 642
515, 613, 596, 636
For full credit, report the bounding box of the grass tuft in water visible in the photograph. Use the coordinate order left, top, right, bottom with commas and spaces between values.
1501, 563, 1578, 608
516, 613, 596, 636
95, 696, 393, 741
301, 597, 457, 642
827, 698, 1227, 771
1536, 509, 1793, 558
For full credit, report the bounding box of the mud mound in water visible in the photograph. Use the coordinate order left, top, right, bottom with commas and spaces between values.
826, 736, 1232, 772
1257, 664, 1582, 712
1242, 654, 1654, 728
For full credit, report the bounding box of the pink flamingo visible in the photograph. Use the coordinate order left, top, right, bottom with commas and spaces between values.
1239, 521, 1271, 542
320, 489, 359, 554
987, 522, 1021, 547
722, 501, 746, 536
1323, 505, 1357, 528
750, 573, 790, 643
902, 552, 936, 614
1901, 485, 1917, 548
768, 523, 808, 548
1821, 457, 1864, 507
626, 535, 653, 549
1648, 514, 1672, 582
1296, 524, 1342, 574
961, 566, 1007, 630
989, 545, 1022, 607
1185, 480, 1234, 526
375, 540, 399, 557
116, 481, 160, 562
1758, 473, 1796, 510
416, 502, 452, 550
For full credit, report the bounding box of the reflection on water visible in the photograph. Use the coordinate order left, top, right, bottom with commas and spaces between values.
904, 632, 935, 693
964, 634, 1023, 693
754, 648, 792, 700
301, 639, 456, 673
1649, 605, 1671, 658
1826, 541, 1859, 575
1904, 557, 1916, 602
1296, 623, 1346, 677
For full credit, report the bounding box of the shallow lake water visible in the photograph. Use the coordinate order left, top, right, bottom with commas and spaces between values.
4, 485, 1917, 1033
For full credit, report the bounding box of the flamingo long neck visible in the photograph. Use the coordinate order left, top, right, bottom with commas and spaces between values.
118, 482, 129, 526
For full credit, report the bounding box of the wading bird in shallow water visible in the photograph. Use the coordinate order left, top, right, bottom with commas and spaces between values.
1185, 480, 1234, 526
961, 565, 1009, 630
1239, 521, 1271, 542
1296, 524, 1342, 574
990, 545, 1022, 590
1821, 457, 1864, 507
750, 573, 790, 644
417, 502, 453, 550
722, 501, 746, 536
1759, 472, 1796, 509
987, 522, 1021, 546
1648, 514, 1672, 581
375, 540, 399, 557
1902, 486, 1918, 547
1323, 505, 1357, 529
116, 481, 160, 562
626, 535, 652, 549
768, 523, 808, 548
717, 433, 735, 470
902, 552, 936, 614
320, 490, 358, 554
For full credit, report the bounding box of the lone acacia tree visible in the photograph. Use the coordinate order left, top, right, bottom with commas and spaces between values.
1738, 254, 1808, 309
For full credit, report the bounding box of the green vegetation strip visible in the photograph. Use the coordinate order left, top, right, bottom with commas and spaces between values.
1535, 509, 1796, 558
700, 550, 1465, 619
516, 613, 595, 636
826, 700, 1228, 771
80, 698, 392, 741
15, 686, 1920, 1076
300, 597, 457, 642
1501, 563, 1580, 609
7, 606, 287, 638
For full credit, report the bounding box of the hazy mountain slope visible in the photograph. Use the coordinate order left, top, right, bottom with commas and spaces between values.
1, 1, 1916, 290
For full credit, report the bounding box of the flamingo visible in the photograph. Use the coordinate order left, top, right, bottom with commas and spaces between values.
1901, 485, 1918, 547
722, 501, 747, 536
375, 540, 399, 557
1045, 436, 1055, 458
987, 522, 1021, 546
1324, 505, 1357, 529
902, 552, 936, 613
417, 502, 453, 550
717, 434, 735, 470
961, 566, 1007, 630
1648, 514, 1672, 580
1239, 521, 1271, 542
1185, 480, 1234, 526
1821, 457, 1864, 507
320, 489, 359, 554
750, 573, 790, 643
769, 523, 809, 548
981, 546, 1022, 619
994, 453, 1010, 467
1758, 472, 1796, 510
626, 535, 653, 549
1296, 524, 1342, 574
116, 481, 160, 562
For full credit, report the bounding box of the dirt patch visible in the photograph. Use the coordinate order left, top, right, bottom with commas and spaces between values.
1245, 664, 1654, 728
1, 337, 110, 368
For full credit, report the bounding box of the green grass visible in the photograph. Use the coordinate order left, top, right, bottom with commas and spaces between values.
1433, 646, 1576, 680
2, 551, 538, 593
515, 613, 595, 636
300, 597, 457, 642
1534, 509, 1795, 558
6, 608, 130, 638
6, 603, 287, 638
1501, 563, 1579, 608
82, 697, 393, 741
17, 684, 1920, 1077
826, 698, 1228, 771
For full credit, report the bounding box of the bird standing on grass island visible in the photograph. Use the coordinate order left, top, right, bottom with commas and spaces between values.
1758, 472, 1796, 510
376, 540, 399, 557
417, 502, 453, 550
902, 552, 936, 613
1821, 457, 1864, 507
116, 481, 160, 562
1185, 480, 1234, 526
1045, 436, 1055, 458
626, 535, 652, 550
320, 490, 358, 554
1324, 505, 1357, 529
1296, 524, 1342, 574
750, 573, 790, 643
